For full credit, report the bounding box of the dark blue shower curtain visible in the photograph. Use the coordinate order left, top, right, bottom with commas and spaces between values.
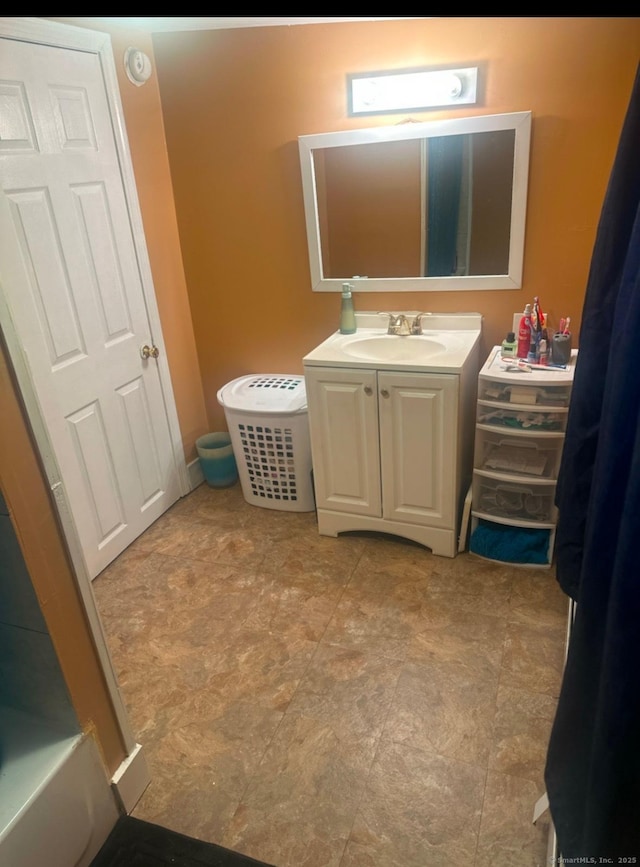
426, 135, 463, 276
545, 62, 640, 861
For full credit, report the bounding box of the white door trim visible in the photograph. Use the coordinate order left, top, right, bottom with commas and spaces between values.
0, 15, 187, 758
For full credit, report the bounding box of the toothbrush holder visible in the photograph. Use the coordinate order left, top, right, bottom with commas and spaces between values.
551, 332, 572, 366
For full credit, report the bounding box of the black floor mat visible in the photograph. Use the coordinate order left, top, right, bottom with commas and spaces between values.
90, 815, 276, 867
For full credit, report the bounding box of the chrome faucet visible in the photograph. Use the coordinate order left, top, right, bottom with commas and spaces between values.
382, 313, 412, 336
410, 312, 432, 335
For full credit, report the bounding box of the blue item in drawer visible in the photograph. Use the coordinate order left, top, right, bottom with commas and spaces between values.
470, 520, 550, 564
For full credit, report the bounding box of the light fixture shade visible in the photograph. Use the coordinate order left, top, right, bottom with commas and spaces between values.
348, 66, 478, 116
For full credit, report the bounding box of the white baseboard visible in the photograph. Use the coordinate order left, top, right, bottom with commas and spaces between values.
187, 456, 204, 491
110, 743, 151, 814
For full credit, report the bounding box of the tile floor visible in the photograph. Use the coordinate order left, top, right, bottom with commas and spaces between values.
93, 481, 569, 867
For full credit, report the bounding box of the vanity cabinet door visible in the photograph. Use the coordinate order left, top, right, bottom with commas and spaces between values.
378, 371, 458, 528
304, 366, 381, 517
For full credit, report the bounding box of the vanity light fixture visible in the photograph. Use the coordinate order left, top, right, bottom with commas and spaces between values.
348, 66, 478, 116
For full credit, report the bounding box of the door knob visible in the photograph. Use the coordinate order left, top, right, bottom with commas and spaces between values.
380, 389, 390, 398
364, 385, 373, 395
140, 344, 159, 359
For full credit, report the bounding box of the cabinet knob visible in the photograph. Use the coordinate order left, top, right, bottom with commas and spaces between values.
380, 389, 390, 398
364, 385, 373, 396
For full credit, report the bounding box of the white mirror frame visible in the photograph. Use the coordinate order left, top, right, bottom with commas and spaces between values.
298, 110, 532, 292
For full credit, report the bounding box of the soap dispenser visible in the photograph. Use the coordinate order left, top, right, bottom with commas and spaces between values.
339, 282, 357, 334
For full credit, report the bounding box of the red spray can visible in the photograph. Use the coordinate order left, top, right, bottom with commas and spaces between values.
517, 304, 532, 358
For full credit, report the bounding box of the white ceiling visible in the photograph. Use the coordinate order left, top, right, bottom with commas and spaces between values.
89, 17, 425, 33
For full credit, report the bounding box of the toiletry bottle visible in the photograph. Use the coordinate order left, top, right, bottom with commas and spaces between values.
538, 329, 549, 366
339, 282, 357, 334
517, 303, 532, 358
501, 331, 517, 357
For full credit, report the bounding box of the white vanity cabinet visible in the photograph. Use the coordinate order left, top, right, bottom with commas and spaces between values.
305, 366, 458, 540
303, 313, 482, 557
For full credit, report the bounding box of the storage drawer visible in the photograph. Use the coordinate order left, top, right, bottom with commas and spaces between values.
474, 427, 564, 479
472, 472, 557, 524
476, 400, 568, 433
469, 517, 553, 566
478, 378, 572, 408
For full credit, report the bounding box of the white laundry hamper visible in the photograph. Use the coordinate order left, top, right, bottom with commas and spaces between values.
217, 374, 315, 512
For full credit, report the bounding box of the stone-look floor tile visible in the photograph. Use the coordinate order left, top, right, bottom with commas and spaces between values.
320, 593, 417, 660
112, 662, 207, 742
500, 621, 565, 698
509, 569, 570, 630
118, 618, 302, 728
386, 665, 498, 767
178, 522, 272, 569
245, 504, 319, 540
124, 511, 205, 557
172, 625, 317, 713
488, 685, 558, 783
342, 738, 486, 867
243, 574, 341, 643
93, 543, 156, 589
349, 533, 436, 578
407, 602, 508, 682
104, 606, 251, 684
120, 494, 269, 567
133, 758, 242, 844
107, 619, 315, 729
261, 527, 365, 584
344, 543, 434, 617
242, 545, 354, 643
133, 701, 283, 844
96, 555, 267, 631
167, 481, 250, 519
94, 565, 276, 693
424, 554, 515, 619
286, 644, 403, 754
222, 712, 372, 867
475, 770, 551, 867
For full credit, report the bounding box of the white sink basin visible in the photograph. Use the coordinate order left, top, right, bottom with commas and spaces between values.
303, 312, 483, 373
340, 334, 448, 362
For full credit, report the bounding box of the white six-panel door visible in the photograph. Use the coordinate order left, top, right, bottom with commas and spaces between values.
0, 31, 183, 579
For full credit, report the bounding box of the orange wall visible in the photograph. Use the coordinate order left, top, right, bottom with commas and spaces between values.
150, 17, 640, 429
111, 25, 209, 463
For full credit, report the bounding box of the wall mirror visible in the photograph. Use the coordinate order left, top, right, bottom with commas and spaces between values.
298, 111, 531, 292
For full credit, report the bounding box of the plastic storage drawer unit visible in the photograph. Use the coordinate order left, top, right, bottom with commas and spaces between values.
474, 427, 565, 480
469, 345, 577, 566
217, 374, 315, 512
473, 472, 557, 524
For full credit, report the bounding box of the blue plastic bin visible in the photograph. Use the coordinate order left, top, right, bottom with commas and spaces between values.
196, 432, 238, 488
